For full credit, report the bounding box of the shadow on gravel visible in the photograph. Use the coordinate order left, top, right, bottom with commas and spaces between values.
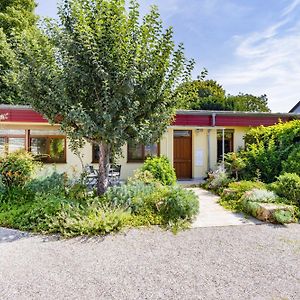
0, 227, 30, 244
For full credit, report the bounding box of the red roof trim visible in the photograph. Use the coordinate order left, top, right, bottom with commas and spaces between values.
0, 107, 297, 127
173, 114, 295, 127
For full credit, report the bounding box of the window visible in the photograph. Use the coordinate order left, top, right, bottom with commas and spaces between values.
92, 144, 100, 163
127, 142, 159, 162
217, 130, 234, 161
0, 137, 6, 154
0, 130, 25, 154
30, 136, 66, 163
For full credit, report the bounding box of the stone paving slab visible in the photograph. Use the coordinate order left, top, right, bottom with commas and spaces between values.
190, 188, 262, 228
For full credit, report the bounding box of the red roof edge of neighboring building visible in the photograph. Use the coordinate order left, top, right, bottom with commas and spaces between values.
0, 105, 48, 123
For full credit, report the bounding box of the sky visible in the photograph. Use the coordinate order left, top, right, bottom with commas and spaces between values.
35, 0, 300, 113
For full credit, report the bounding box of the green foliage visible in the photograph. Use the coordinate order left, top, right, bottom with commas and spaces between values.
224, 152, 246, 180
0, 171, 199, 236
0, 0, 42, 104
205, 166, 231, 194
105, 181, 160, 211
0, 150, 40, 188
226, 93, 270, 112
127, 169, 158, 185
271, 173, 300, 207
273, 210, 294, 224
177, 79, 226, 110
0, 0, 38, 37
159, 186, 199, 225
282, 146, 300, 175
242, 200, 295, 224
233, 120, 300, 183
241, 189, 278, 204
219, 181, 266, 211
176, 78, 270, 112
140, 156, 176, 186
243, 201, 260, 217
26, 171, 65, 194
20, 0, 194, 194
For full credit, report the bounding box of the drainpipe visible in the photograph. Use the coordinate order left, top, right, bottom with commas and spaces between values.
212, 113, 216, 127
207, 129, 211, 171
222, 128, 225, 170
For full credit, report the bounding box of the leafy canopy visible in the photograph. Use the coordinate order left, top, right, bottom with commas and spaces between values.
0, 0, 37, 37
177, 78, 270, 112
22, 0, 194, 153
0, 0, 40, 104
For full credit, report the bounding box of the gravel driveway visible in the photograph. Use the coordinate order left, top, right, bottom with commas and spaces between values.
0, 224, 299, 300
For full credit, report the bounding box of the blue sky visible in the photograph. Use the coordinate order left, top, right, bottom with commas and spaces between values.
36, 0, 300, 112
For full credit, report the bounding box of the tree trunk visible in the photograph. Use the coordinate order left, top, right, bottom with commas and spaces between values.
97, 142, 110, 195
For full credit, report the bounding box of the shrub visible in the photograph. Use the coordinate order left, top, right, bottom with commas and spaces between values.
105, 182, 199, 227
241, 189, 278, 204
235, 120, 300, 182
48, 201, 130, 237
206, 166, 231, 193
159, 187, 199, 225
282, 146, 300, 175
243, 201, 260, 217
219, 181, 266, 211
271, 173, 300, 206
0, 150, 40, 188
26, 171, 66, 194
127, 169, 158, 185
105, 181, 160, 211
224, 152, 246, 180
140, 156, 176, 186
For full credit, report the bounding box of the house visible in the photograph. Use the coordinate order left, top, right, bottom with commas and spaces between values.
289, 101, 300, 113
0, 105, 299, 180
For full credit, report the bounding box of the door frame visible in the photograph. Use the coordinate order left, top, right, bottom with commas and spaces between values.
173, 129, 193, 179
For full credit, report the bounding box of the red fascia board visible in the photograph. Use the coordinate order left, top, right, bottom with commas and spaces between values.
173, 114, 211, 126
216, 116, 290, 127
173, 114, 293, 127
0, 108, 48, 123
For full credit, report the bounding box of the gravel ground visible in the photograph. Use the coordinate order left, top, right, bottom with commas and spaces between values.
0, 224, 299, 300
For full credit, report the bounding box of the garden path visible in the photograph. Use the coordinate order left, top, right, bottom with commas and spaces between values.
190, 188, 262, 228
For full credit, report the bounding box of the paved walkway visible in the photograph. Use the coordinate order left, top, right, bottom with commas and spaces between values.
191, 188, 262, 228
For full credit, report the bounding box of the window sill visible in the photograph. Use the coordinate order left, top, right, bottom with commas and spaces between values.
43, 161, 67, 164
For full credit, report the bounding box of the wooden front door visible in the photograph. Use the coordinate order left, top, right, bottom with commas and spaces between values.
173, 130, 192, 179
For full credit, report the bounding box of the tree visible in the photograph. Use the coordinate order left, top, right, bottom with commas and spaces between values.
20, 0, 194, 195
0, 0, 39, 104
176, 79, 226, 110
226, 93, 270, 112
0, 0, 38, 37
176, 78, 271, 112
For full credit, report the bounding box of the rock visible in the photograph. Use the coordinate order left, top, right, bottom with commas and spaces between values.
255, 203, 294, 223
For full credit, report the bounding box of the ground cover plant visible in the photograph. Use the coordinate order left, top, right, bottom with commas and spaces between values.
0, 152, 199, 237
219, 181, 266, 211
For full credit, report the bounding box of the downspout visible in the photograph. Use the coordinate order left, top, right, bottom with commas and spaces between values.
208, 113, 216, 172
222, 128, 225, 169
207, 129, 211, 171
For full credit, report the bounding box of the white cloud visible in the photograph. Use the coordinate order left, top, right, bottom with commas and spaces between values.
214, 1, 300, 112
282, 0, 300, 16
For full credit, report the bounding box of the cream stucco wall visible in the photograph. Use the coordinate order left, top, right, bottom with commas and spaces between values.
0, 122, 250, 180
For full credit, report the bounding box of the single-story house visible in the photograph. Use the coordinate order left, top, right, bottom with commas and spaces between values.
0, 104, 299, 180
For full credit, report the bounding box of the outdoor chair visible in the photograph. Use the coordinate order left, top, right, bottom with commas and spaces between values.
85, 165, 98, 190
108, 164, 121, 186
85, 164, 121, 189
